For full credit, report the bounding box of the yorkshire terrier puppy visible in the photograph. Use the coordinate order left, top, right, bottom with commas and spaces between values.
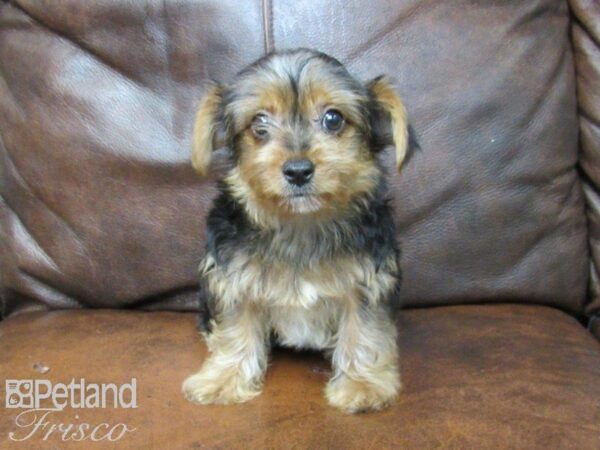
182, 48, 412, 413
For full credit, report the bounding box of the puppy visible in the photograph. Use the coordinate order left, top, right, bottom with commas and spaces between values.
182, 48, 411, 413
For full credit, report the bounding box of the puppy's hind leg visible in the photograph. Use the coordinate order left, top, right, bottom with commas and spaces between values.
326, 302, 401, 414
183, 302, 269, 405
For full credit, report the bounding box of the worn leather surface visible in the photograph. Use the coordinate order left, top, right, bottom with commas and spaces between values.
571, 0, 600, 318
0, 305, 599, 449
0, 0, 589, 317
0, 0, 264, 315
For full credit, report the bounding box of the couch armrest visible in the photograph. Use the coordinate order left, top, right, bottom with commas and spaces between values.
570, 0, 600, 324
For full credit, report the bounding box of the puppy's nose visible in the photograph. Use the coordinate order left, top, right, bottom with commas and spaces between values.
282, 159, 315, 186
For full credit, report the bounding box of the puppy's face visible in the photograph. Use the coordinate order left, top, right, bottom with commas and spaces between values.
192, 49, 410, 227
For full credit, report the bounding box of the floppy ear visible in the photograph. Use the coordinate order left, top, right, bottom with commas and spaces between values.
191, 84, 223, 176
367, 77, 409, 171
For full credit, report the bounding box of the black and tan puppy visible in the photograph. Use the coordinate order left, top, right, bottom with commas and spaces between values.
183, 48, 411, 413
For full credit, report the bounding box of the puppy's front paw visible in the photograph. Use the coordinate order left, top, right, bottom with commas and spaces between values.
325, 373, 400, 414
182, 368, 262, 405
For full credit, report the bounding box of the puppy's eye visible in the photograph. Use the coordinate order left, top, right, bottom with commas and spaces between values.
321, 109, 344, 133
251, 113, 270, 140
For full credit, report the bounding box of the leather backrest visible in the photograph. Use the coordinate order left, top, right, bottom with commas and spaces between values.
0, 0, 588, 317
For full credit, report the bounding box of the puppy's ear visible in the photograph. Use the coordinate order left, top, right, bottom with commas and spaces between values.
367, 76, 409, 171
191, 84, 223, 176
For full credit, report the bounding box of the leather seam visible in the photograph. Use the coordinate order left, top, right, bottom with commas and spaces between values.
262, 0, 274, 53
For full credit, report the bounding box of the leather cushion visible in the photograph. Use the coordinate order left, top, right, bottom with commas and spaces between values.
0, 0, 589, 316
1, 305, 599, 449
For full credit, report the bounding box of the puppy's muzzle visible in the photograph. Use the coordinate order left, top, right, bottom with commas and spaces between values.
282, 159, 314, 187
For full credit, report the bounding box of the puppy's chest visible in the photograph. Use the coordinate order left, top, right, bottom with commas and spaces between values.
250, 258, 349, 350
269, 300, 339, 350
209, 253, 366, 349
216, 251, 364, 306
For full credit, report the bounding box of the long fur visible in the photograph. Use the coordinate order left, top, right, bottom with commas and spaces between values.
183, 48, 411, 413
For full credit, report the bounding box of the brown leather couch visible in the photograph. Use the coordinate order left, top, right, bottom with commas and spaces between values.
1, 1, 600, 449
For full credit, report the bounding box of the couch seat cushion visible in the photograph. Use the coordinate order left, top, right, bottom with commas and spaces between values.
1, 304, 599, 449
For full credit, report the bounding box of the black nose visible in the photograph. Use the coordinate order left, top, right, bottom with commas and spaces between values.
282, 159, 315, 186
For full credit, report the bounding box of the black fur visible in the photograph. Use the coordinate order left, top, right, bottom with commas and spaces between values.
196, 49, 407, 332
198, 179, 401, 332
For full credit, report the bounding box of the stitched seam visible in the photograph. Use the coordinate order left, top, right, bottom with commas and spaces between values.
262, 0, 274, 53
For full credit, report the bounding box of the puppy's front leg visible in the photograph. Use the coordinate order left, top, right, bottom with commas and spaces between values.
183, 302, 268, 405
326, 302, 401, 413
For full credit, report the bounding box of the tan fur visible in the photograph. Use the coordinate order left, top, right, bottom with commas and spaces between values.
183, 300, 268, 405
183, 50, 405, 413
225, 75, 381, 229
367, 77, 409, 171
191, 84, 222, 176
183, 247, 400, 411
203, 250, 397, 312
326, 299, 400, 413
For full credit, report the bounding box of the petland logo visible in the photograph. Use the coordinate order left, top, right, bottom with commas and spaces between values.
5, 378, 137, 442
